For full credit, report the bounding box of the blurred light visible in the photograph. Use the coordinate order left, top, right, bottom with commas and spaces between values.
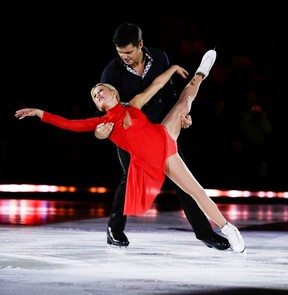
0, 184, 287, 199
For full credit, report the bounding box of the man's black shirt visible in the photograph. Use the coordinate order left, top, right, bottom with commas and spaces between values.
99, 46, 177, 123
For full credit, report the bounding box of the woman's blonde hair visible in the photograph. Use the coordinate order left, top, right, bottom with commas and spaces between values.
91, 83, 120, 102
91, 83, 130, 111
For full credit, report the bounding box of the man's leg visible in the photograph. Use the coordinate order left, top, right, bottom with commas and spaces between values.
107, 147, 130, 247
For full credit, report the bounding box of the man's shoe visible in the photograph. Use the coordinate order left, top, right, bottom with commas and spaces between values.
201, 232, 230, 250
107, 227, 129, 247
195, 49, 217, 79
221, 222, 246, 253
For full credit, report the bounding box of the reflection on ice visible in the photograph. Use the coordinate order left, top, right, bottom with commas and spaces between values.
0, 202, 288, 294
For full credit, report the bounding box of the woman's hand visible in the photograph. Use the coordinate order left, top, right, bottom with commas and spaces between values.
15, 108, 44, 120
171, 65, 189, 79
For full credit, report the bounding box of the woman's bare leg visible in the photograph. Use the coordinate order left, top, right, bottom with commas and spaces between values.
166, 153, 246, 253
162, 50, 246, 252
165, 153, 227, 227
161, 75, 203, 141
162, 49, 216, 141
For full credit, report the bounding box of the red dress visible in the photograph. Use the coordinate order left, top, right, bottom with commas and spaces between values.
42, 103, 177, 215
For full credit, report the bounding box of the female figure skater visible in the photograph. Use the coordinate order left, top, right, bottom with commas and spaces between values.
15, 50, 246, 253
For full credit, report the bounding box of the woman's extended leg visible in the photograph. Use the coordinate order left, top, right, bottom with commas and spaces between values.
161, 75, 203, 140
166, 153, 227, 227
161, 49, 216, 140
165, 153, 246, 253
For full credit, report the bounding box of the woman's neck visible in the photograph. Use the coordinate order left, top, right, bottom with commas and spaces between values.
105, 101, 119, 111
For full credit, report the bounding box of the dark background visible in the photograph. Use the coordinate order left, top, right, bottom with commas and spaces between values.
1, 1, 288, 191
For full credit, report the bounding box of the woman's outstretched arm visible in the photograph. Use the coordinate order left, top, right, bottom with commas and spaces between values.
15, 108, 44, 119
15, 108, 102, 132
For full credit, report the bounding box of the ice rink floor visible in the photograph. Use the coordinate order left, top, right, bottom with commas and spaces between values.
0, 197, 288, 295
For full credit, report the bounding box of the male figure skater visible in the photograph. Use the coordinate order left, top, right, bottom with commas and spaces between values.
95, 23, 230, 250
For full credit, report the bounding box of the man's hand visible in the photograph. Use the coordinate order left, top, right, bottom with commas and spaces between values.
94, 122, 114, 139
181, 114, 192, 129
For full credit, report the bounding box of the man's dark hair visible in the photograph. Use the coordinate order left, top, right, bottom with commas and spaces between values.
112, 23, 142, 47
